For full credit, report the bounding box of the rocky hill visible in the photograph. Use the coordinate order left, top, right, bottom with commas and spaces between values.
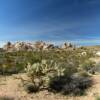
2, 41, 75, 52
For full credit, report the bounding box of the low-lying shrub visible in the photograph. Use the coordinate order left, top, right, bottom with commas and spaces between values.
49, 74, 92, 95
95, 63, 100, 73
24, 82, 39, 93
25, 59, 93, 95
79, 60, 96, 74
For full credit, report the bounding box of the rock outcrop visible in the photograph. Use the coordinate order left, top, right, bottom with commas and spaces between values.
62, 42, 74, 49
3, 41, 75, 52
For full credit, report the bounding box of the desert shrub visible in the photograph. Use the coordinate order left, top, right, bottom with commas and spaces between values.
25, 59, 92, 95
79, 60, 96, 73
15, 62, 25, 73
0, 47, 94, 75
0, 63, 25, 75
24, 82, 39, 93
0, 51, 42, 74
95, 63, 100, 73
0, 47, 94, 95
78, 71, 90, 77
25, 60, 77, 90
49, 74, 92, 95
25, 60, 69, 90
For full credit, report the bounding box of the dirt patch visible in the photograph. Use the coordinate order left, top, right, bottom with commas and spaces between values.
0, 74, 100, 100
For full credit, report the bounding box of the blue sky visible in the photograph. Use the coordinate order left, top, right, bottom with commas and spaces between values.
0, 0, 100, 46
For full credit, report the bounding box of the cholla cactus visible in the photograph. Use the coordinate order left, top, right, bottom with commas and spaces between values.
25, 62, 31, 72
25, 58, 92, 94
25, 60, 68, 90
41, 59, 47, 64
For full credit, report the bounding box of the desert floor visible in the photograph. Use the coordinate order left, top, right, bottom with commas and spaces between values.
0, 73, 100, 100
0, 55, 100, 100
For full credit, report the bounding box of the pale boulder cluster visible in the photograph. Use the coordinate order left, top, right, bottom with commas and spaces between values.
3, 42, 34, 52
3, 41, 75, 52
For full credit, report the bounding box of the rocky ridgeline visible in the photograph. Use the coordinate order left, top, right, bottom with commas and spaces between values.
2, 41, 75, 52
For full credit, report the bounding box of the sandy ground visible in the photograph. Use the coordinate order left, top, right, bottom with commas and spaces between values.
90, 57, 100, 64
0, 56, 100, 100
0, 73, 100, 100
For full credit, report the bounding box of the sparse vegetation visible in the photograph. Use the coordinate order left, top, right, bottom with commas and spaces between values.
24, 48, 94, 95
0, 42, 99, 98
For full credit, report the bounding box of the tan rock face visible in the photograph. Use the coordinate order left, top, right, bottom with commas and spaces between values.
3, 42, 35, 52
2, 41, 75, 52
62, 42, 74, 49
3, 42, 15, 52
34, 41, 45, 50
62, 43, 68, 49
